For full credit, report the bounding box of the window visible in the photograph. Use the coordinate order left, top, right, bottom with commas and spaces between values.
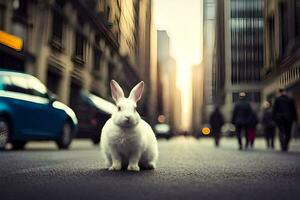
13, 0, 28, 18
46, 69, 61, 95
4, 75, 31, 95
280, 2, 288, 54
93, 48, 102, 71
28, 77, 48, 98
73, 16, 85, 64
74, 31, 85, 62
204, 0, 215, 20
268, 16, 275, 63
295, 0, 300, 37
0, 5, 5, 29
51, 10, 63, 45
51, 0, 65, 49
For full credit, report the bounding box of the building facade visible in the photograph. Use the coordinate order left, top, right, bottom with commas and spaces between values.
157, 30, 179, 132
263, 0, 300, 121
202, 0, 216, 122
0, 0, 154, 120
211, 0, 264, 120
192, 63, 204, 134
148, 1, 159, 126
213, 0, 226, 107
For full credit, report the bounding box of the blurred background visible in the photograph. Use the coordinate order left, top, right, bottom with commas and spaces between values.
0, 0, 299, 139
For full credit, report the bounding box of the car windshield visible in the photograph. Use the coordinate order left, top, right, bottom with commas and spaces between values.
28, 77, 48, 98
2, 75, 31, 95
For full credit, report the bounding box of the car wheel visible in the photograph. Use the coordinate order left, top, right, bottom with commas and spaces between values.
11, 141, 26, 150
57, 122, 73, 150
0, 118, 9, 150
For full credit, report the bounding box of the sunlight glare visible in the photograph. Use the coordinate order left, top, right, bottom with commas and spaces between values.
154, 0, 202, 131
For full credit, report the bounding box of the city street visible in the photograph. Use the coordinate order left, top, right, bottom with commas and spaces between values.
1, 137, 300, 200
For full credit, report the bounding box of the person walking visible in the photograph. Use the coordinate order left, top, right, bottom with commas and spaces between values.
209, 106, 224, 147
231, 92, 252, 150
273, 89, 298, 152
262, 101, 276, 149
246, 108, 258, 149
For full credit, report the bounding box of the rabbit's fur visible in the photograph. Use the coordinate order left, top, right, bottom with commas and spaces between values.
101, 80, 158, 171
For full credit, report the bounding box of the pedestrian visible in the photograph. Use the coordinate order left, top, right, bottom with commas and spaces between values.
209, 106, 224, 147
272, 88, 298, 152
246, 107, 258, 149
231, 92, 252, 150
262, 101, 276, 149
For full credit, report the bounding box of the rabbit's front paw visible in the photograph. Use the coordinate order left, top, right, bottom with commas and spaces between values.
145, 162, 156, 169
127, 164, 140, 172
108, 164, 122, 171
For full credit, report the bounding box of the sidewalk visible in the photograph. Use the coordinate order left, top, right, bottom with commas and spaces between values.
200, 137, 300, 152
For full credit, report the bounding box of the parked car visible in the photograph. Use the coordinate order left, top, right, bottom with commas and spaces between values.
0, 70, 78, 150
221, 123, 236, 137
154, 123, 172, 139
75, 91, 116, 144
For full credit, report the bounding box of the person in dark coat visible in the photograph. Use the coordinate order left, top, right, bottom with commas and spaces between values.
231, 92, 252, 150
246, 107, 258, 149
209, 106, 224, 147
272, 88, 298, 152
262, 101, 276, 149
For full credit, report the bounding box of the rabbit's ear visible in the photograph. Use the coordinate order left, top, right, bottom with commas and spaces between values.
129, 81, 144, 102
110, 80, 124, 102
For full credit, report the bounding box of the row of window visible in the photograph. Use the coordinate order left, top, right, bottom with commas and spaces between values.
296, 0, 300, 37
279, 65, 300, 87
231, 0, 263, 11
231, 18, 263, 29
231, 51, 263, 62
279, 1, 300, 54
231, 68, 261, 83
231, 38, 263, 47
204, 0, 216, 20
13, 0, 28, 19
231, 10, 263, 18
230, 0, 263, 84
266, 1, 300, 68
51, 1, 103, 71
0, 0, 28, 30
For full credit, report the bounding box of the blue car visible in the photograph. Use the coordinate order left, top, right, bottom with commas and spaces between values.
0, 70, 78, 150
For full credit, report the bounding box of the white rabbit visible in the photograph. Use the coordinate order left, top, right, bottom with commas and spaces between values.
101, 80, 158, 171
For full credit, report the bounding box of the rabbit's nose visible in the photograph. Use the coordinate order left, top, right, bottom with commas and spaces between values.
125, 116, 130, 120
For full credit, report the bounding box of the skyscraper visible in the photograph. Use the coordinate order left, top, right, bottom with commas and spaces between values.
202, 0, 216, 122
214, 0, 264, 119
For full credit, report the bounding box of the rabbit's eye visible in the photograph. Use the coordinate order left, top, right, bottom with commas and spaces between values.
117, 106, 121, 111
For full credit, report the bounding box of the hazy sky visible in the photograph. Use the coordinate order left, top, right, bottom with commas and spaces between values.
154, 0, 202, 129
154, 0, 202, 86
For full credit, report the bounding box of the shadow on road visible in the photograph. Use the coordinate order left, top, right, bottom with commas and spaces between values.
83, 168, 156, 178
2, 147, 99, 152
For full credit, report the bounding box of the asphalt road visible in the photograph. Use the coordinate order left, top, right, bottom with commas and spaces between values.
1, 137, 300, 200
